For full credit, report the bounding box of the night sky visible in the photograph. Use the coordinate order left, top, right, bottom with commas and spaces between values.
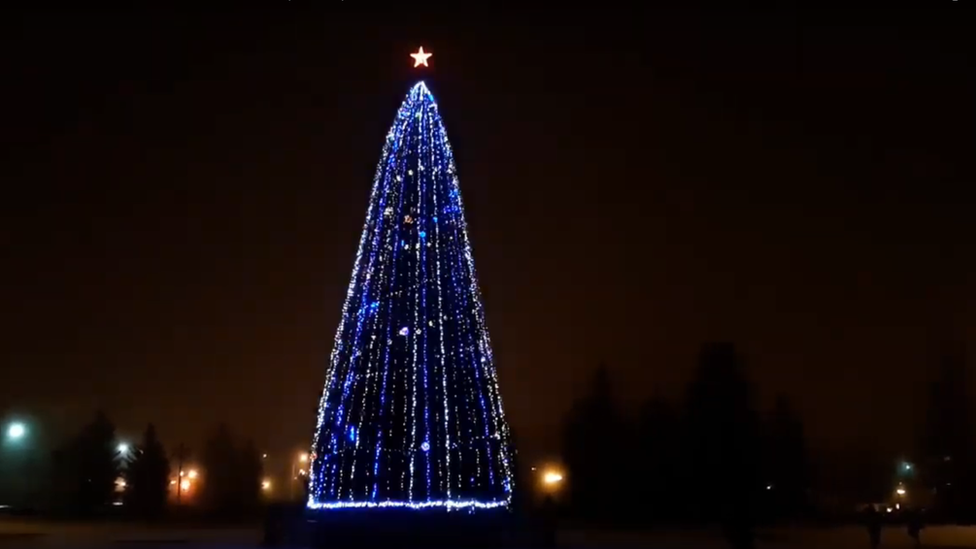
2, 10, 972, 465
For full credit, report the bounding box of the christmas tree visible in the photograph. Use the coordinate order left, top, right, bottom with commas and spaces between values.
307, 76, 514, 512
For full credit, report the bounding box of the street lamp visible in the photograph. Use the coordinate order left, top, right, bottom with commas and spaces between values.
291, 453, 310, 500
117, 443, 129, 454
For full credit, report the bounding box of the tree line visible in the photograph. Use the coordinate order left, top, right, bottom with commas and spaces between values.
560, 342, 807, 528
559, 342, 976, 527
9, 413, 265, 520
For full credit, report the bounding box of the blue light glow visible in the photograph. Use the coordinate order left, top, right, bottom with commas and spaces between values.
306, 498, 509, 510
308, 81, 514, 511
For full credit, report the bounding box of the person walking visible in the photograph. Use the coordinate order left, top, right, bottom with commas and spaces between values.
906, 508, 924, 548
863, 505, 882, 549
536, 495, 559, 547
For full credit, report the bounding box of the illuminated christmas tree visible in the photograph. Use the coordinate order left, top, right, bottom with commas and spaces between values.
307, 58, 514, 512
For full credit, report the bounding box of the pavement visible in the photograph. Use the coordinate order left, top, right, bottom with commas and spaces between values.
564, 526, 976, 548
0, 520, 261, 548
3, 520, 976, 548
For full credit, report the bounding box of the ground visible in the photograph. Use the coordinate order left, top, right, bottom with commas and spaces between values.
568, 526, 976, 548
2, 520, 976, 548
0, 520, 260, 548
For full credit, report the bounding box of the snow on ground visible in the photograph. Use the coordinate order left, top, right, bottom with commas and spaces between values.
0, 520, 260, 548
2, 520, 976, 548
565, 526, 976, 549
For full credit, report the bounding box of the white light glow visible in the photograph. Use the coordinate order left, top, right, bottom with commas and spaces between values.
6, 423, 25, 439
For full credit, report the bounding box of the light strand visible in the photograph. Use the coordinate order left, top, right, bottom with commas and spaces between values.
307, 498, 508, 510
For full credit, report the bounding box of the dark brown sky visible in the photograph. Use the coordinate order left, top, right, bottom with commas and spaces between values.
1, 10, 973, 463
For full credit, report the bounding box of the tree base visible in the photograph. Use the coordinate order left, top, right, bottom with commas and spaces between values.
303, 507, 516, 549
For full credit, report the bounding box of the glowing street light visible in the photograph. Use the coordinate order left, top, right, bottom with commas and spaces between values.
896, 487, 907, 496
187, 469, 198, 479
262, 479, 272, 491
540, 466, 565, 494
299, 453, 308, 463
117, 443, 129, 454
5, 422, 26, 440
543, 470, 564, 485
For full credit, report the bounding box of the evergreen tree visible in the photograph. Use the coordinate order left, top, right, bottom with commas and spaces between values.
763, 395, 808, 520
59, 411, 119, 515
200, 423, 239, 514
199, 424, 264, 517
308, 81, 514, 510
920, 347, 973, 521
238, 439, 264, 513
636, 396, 680, 522
561, 364, 624, 522
124, 423, 170, 517
684, 343, 761, 526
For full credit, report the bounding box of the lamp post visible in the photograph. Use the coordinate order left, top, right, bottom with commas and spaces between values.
172, 443, 188, 505
290, 453, 309, 500
2, 420, 31, 507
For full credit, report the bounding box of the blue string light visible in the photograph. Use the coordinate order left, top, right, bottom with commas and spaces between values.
308, 81, 515, 512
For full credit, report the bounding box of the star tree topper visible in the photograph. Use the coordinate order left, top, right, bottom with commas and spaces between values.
410, 47, 432, 67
